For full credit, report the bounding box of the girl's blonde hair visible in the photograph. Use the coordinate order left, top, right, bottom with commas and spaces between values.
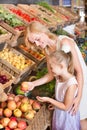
50, 50, 74, 74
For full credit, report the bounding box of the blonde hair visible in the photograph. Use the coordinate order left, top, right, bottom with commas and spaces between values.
24, 21, 57, 47
50, 50, 74, 74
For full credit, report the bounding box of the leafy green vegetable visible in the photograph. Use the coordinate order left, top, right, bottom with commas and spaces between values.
53, 28, 69, 36
28, 68, 55, 98
0, 5, 24, 27
37, 1, 56, 13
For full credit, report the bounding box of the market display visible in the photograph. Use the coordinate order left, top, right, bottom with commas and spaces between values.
0, 2, 86, 130
0, 94, 42, 129
0, 26, 12, 43
17, 44, 45, 64
0, 5, 26, 31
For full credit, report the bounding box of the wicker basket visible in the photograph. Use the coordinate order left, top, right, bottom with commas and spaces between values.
26, 104, 51, 130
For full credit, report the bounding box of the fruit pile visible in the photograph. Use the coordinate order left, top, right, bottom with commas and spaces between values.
9, 8, 38, 23
0, 94, 41, 129
19, 44, 45, 61
0, 48, 34, 71
0, 117, 28, 130
0, 74, 9, 84
0, 5, 25, 31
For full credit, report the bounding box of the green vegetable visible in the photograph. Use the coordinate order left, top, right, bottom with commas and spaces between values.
37, 1, 56, 13
28, 68, 55, 98
13, 85, 24, 95
53, 28, 69, 36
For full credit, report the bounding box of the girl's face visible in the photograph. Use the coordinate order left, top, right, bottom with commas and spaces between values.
49, 57, 62, 76
28, 32, 50, 48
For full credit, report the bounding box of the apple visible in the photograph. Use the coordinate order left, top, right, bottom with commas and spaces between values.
0, 101, 7, 108
4, 108, 12, 117
14, 96, 20, 103
7, 100, 17, 110
21, 83, 28, 92
5, 127, 11, 130
16, 101, 21, 108
24, 110, 35, 120
8, 120, 18, 129
1, 117, 10, 127
0, 108, 3, 116
13, 108, 22, 118
29, 99, 34, 105
32, 101, 41, 111
20, 103, 29, 112
0, 124, 4, 129
21, 97, 29, 103
17, 120, 27, 130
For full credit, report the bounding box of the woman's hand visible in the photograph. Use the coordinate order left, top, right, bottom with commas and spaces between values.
21, 82, 34, 92
69, 96, 81, 115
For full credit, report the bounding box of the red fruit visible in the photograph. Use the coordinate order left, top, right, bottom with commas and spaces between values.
0, 108, 3, 116
17, 120, 27, 130
10, 116, 17, 121
1, 117, 10, 127
4, 108, 12, 117
32, 101, 41, 111
8, 120, 18, 129
0, 101, 7, 108
5, 126, 11, 130
7, 100, 17, 110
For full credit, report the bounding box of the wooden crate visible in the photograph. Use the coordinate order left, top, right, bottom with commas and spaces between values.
0, 43, 36, 83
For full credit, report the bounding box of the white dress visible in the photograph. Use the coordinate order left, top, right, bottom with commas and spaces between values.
57, 35, 87, 120
52, 77, 81, 130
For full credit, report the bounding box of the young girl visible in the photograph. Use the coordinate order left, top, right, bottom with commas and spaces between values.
36, 50, 81, 130
21, 21, 87, 130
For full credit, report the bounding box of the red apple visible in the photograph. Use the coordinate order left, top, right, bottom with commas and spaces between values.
1, 117, 10, 127
21, 83, 28, 92
7, 100, 17, 110
32, 101, 41, 111
4, 108, 12, 117
17, 120, 27, 130
8, 120, 18, 129
0, 108, 3, 116
0, 101, 7, 108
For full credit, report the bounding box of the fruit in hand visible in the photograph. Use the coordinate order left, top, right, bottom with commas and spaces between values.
21, 83, 29, 92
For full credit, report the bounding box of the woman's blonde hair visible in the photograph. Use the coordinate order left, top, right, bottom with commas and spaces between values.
50, 50, 74, 74
24, 21, 57, 47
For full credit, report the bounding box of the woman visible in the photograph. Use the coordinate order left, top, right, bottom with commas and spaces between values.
22, 21, 87, 130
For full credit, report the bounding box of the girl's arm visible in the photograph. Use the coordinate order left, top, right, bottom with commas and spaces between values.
37, 84, 77, 111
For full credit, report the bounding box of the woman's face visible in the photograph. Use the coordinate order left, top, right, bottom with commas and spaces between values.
28, 32, 51, 49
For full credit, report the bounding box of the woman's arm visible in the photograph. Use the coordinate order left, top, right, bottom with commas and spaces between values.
61, 38, 83, 111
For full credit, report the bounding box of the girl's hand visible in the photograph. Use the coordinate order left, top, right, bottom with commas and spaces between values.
36, 96, 49, 103
21, 82, 34, 92
69, 96, 80, 115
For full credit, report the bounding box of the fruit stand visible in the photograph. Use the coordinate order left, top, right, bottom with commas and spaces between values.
0, 2, 87, 130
